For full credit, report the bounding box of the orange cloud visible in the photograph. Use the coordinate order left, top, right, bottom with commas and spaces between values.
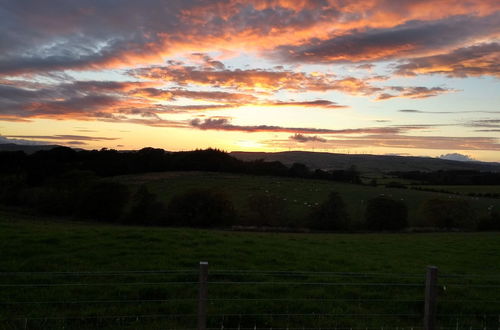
131, 62, 454, 101
131, 88, 258, 103
130, 64, 383, 95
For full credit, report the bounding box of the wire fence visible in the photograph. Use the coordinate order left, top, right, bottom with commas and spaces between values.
0, 265, 499, 330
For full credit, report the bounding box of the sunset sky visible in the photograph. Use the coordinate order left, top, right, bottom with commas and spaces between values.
1, 0, 499, 161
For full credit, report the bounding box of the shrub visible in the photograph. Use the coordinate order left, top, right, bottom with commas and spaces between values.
309, 192, 350, 231
0, 176, 25, 206
168, 189, 235, 227
126, 186, 167, 225
364, 196, 408, 231
385, 182, 407, 189
476, 212, 500, 231
77, 181, 129, 221
22, 186, 74, 216
246, 193, 287, 226
419, 198, 476, 229
288, 162, 310, 178
19, 171, 94, 216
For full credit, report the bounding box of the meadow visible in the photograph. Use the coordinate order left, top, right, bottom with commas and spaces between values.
113, 171, 500, 228
1, 211, 499, 329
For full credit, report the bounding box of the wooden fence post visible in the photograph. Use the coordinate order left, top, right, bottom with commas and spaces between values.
198, 261, 209, 330
424, 266, 438, 330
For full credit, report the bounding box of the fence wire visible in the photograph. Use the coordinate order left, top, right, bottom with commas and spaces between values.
0, 267, 498, 330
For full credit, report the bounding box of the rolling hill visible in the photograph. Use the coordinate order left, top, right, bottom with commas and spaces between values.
230, 151, 500, 173
0, 143, 62, 154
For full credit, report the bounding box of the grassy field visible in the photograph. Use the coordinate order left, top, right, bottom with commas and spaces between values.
114, 171, 500, 227
1, 211, 499, 329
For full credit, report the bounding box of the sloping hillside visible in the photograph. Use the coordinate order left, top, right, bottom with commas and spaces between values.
231, 151, 500, 173
0, 143, 62, 154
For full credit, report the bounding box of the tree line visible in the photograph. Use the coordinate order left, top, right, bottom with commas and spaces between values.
0, 146, 361, 184
389, 170, 500, 185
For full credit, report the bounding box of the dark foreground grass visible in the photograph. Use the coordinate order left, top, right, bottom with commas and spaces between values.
1, 212, 499, 329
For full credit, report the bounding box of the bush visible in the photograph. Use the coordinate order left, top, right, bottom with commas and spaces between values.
385, 182, 407, 189
288, 162, 310, 178
20, 171, 98, 216
168, 189, 235, 227
246, 193, 287, 226
309, 192, 350, 231
22, 186, 74, 216
0, 176, 25, 206
477, 212, 500, 231
77, 181, 129, 221
419, 198, 476, 229
126, 186, 167, 225
365, 196, 408, 231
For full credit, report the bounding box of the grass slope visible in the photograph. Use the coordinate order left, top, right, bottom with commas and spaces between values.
114, 171, 500, 227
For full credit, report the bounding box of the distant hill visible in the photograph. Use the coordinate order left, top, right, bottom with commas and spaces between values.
230, 151, 500, 173
0, 143, 63, 154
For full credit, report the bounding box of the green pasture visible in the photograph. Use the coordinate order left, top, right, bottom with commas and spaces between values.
1, 212, 499, 329
114, 171, 500, 227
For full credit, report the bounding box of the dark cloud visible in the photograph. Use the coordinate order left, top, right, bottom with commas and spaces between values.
262, 100, 347, 109
355, 64, 375, 71
466, 119, 500, 130
6, 135, 119, 141
400, 109, 447, 113
290, 133, 327, 143
190, 117, 428, 135
0, 80, 162, 121
376, 86, 455, 100
395, 42, 500, 77
190, 117, 338, 134
0, 1, 188, 75
272, 13, 500, 63
399, 109, 500, 114
0, 135, 48, 145
0, 0, 498, 77
65, 141, 87, 145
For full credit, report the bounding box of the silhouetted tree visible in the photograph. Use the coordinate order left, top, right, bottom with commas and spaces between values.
168, 189, 236, 227
419, 198, 476, 229
77, 181, 129, 221
289, 162, 310, 178
365, 196, 408, 231
246, 193, 287, 226
477, 211, 500, 231
309, 192, 350, 231
126, 185, 167, 225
